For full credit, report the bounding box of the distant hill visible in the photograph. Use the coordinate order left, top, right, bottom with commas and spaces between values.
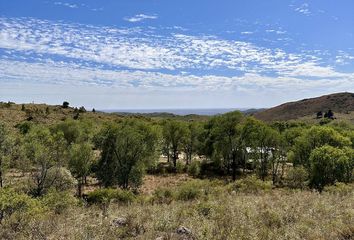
253, 92, 354, 122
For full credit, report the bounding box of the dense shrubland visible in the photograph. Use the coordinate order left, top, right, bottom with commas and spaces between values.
0, 109, 353, 239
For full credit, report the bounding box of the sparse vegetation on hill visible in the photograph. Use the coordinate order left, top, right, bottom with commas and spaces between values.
0, 97, 353, 239
254, 92, 354, 123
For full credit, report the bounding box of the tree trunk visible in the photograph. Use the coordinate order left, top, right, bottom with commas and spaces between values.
77, 180, 82, 198
232, 154, 236, 181
0, 158, 3, 188
0, 168, 3, 188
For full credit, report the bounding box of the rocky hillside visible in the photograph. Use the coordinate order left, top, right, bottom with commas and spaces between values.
253, 92, 354, 122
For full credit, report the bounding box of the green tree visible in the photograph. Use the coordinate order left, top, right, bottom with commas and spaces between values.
162, 120, 187, 169
242, 118, 279, 181
309, 145, 353, 191
211, 111, 245, 181
0, 123, 12, 188
182, 122, 202, 165
62, 101, 70, 108
24, 127, 68, 196
96, 120, 159, 189
69, 142, 94, 197
292, 126, 351, 168
51, 120, 81, 145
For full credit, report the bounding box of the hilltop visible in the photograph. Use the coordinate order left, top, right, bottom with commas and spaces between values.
253, 92, 354, 122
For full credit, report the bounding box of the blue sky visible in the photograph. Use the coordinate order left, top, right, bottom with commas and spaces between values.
0, 0, 353, 109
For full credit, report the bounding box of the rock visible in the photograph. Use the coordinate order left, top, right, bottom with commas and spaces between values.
176, 226, 192, 235
111, 217, 128, 227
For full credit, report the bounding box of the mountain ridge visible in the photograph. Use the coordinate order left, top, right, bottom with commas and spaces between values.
253, 92, 354, 122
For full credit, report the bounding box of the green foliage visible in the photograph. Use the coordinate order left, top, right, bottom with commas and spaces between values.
41, 189, 78, 214
175, 181, 203, 201
24, 126, 68, 196
15, 122, 32, 135
309, 145, 353, 191
161, 120, 188, 168
323, 182, 353, 196
151, 187, 174, 204
69, 142, 94, 196
242, 117, 280, 180
0, 123, 11, 187
286, 166, 308, 189
207, 111, 245, 180
292, 126, 351, 167
175, 161, 185, 173
228, 175, 272, 194
52, 120, 81, 145
187, 160, 201, 177
95, 120, 159, 189
0, 188, 45, 223
182, 122, 202, 164
62, 101, 69, 108
45, 167, 77, 192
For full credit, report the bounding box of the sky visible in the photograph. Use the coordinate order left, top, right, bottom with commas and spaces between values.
0, 0, 354, 109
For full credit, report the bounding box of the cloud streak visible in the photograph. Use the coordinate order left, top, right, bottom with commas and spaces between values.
53, 1, 78, 9
0, 16, 353, 102
124, 14, 158, 23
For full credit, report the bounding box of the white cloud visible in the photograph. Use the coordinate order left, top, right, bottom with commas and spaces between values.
0, 59, 352, 93
54, 2, 78, 9
335, 51, 354, 65
0, 17, 353, 92
294, 3, 311, 16
124, 14, 158, 23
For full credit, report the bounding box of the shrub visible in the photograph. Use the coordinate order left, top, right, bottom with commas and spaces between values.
151, 187, 174, 204
323, 182, 353, 196
62, 101, 69, 108
196, 202, 214, 217
15, 122, 32, 134
176, 161, 185, 174
286, 166, 308, 189
309, 145, 353, 191
175, 181, 203, 201
45, 167, 77, 192
228, 175, 272, 194
187, 161, 201, 177
41, 190, 78, 214
0, 188, 45, 224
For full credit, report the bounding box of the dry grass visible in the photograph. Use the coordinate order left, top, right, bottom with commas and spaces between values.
140, 174, 193, 195
1, 177, 353, 240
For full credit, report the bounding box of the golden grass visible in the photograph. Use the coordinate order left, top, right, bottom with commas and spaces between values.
1, 176, 353, 240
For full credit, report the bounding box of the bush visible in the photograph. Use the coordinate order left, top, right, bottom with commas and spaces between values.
45, 167, 77, 192
0, 188, 45, 224
62, 101, 69, 108
176, 161, 185, 174
196, 202, 214, 217
187, 161, 201, 177
228, 175, 272, 194
309, 145, 353, 191
151, 188, 174, 204
41, 190, 78, 214
323, 182, 353, 196
286, 166, 308, 189
15, 122, 32, 134
175, 181, 203, 201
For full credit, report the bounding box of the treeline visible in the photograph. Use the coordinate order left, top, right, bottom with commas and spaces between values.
0, 111, 353, 198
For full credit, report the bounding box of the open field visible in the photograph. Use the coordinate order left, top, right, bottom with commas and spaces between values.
0, 174, 353, 240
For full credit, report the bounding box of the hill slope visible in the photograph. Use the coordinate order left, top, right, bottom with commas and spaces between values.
253, 92, 354, 122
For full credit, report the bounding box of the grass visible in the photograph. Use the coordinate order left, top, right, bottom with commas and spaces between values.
1, 176, 353, 240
